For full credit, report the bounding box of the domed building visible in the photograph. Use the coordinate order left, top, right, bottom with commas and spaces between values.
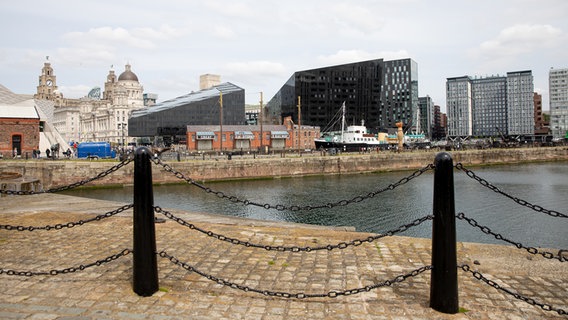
104, 63, 144, 108
37, 62, 145, 147
118, 64, 138, 81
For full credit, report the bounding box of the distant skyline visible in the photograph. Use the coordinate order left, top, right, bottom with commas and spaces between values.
1, 0, 566, 112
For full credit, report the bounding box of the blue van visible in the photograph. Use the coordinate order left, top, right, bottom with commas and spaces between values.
77, 142, 116, 159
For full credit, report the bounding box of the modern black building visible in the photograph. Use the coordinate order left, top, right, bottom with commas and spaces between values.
418, 96, 434, 139
265, 58, 419, 133
128, 82, 245, 143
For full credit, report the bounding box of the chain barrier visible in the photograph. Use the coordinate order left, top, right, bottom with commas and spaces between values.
0, 249, 131, 277
456, 212, 567, 262
459, 264, 567, 316
0, 204, 133, 232
155, 206, 433, 252
455, 163, 568, 219
152, 157, 434, 211
0, 154, 564, 314
159, 250, 432, 299
0, 157, 134, 195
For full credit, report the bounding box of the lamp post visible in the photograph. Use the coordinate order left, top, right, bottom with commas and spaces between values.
216, 88, 223, 152
259, 92, 263, 153
297, 96, 301, 153
119, 123, 127, 149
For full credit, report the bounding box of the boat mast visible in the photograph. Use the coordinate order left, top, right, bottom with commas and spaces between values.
341, 102, 345, 142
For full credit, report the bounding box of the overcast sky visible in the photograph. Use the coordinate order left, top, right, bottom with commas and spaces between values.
1, 0, 566, 112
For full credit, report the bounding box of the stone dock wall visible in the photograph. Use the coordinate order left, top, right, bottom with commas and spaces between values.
1, 147, 567, 189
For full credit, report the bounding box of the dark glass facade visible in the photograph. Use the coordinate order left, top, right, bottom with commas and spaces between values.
418, 96, 434, 138
128, 82, 245, 138
265, 58, 419, 133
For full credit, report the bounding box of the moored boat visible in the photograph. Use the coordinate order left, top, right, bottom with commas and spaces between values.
314, 102, 387, 152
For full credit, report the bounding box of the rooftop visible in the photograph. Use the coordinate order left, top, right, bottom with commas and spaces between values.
0, 84, 33, 105
0, 104, 39, 119
130, 82, 243, 119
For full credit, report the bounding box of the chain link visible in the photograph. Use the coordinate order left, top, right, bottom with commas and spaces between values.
152, 157, 434, 211
456, 212, 566, 262
0, 249, 131, 277
459, 264, 567, 315
455, 163, 568, 218
155, 206, 433, 252
159, 250, 431, 299
0, 204, 133, 231
0, 157, 134, 195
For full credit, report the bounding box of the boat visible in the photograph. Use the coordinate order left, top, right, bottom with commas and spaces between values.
314, 102, 387, 152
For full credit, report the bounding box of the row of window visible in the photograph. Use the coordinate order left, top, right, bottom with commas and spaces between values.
385, 65, 408, 73
192, 133, 286, 142
349, 137, 376, 142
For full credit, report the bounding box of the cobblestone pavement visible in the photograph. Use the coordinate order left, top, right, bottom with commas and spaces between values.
0, 194, 567, 319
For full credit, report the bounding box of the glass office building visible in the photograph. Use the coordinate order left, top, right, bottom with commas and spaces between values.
265, 58, 419, 133
472, 76, 508, 137
418, 96, 434, 138
446, 71, 534, 138
549, 68, 568, 139
446, 76, 473, 137
128, 82, 245, 141
506, 71, 534, 136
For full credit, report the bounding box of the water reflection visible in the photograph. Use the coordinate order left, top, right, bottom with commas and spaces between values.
64, 162, 568, 249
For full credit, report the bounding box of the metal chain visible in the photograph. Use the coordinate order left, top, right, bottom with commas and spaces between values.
152, 157, 435, 211
0, 204, 133, 231
456, 213, 566, 262
0, 157, 134, 195
459, 264, 567, 315
159, 250, 432, 299
155, 206, 433, 252
455, 163, 568, 218
0, 249, 131, 277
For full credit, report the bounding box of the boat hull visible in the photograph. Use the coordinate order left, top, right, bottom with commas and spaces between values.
315, 140, 389, 152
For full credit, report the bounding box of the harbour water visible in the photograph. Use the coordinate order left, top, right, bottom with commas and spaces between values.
65, 161, 568, 249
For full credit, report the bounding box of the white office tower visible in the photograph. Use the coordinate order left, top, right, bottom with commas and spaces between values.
549, 68, 568, 139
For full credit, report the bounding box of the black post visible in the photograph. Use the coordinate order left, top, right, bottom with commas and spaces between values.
133, 147, 159, 296
430, 152, 458, 313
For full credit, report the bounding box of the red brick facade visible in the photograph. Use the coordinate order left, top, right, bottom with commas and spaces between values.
186, 116, 320, 152
0, 118, 40, 158
534, 92, 549, 135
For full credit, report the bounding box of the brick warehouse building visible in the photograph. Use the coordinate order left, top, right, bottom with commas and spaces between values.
0, 104, 40, 158
186, 116, 320, 152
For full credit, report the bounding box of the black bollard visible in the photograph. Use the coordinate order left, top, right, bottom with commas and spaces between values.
429, 152, 459, 313
132, 147, 159, 296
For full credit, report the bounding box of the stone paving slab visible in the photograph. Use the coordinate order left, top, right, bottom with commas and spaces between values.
0, 194, 567, 319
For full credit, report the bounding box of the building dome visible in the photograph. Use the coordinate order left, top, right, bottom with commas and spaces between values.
118, 64, 138, 82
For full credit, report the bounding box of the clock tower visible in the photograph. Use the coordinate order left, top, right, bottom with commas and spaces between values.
34, 56, 59, 100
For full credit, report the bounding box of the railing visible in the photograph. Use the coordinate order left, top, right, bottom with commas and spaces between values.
0, 148, 566, 316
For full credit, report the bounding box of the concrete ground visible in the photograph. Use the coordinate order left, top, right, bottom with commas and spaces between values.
0, 193, 566, 319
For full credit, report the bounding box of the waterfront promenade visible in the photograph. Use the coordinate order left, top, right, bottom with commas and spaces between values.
1, 193, 566, 319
